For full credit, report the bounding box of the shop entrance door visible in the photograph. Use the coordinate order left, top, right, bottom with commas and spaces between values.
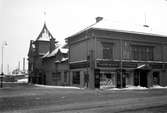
134, 69, 149, 87
153, 71, 160, 85
94, 69, 100, 88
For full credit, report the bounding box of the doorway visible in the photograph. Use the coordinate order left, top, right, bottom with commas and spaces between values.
134, 69, 149, 87
153, 71, 160, 85
116, 69, 126, 88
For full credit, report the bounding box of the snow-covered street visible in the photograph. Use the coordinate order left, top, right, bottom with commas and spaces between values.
1, 84, 167, 113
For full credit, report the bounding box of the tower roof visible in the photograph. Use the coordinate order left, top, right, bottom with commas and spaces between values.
36, 23, 55, 41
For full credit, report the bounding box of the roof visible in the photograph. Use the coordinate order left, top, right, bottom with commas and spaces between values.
68, 19, 167, 38
28, 40, 35, 57
36, 23, 55, 41
55, 58, 68, 63
42, 45, 68, 58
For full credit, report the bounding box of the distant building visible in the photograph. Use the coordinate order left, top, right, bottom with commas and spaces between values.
67, 21, 167, 89
28, 23, 58, 84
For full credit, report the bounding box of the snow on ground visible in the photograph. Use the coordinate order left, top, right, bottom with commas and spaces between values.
35, 84, 83, 89
34, 84, 167, 90
107, 86, 148, 90
35, 84, 167, 90
151, 85, 167, 89
107, 85, 167, 90
17, 78, 28, 83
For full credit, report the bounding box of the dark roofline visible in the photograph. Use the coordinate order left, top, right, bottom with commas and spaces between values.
67, 27, 167, 40
36, 23, 55, 41
92, 27, 167, 38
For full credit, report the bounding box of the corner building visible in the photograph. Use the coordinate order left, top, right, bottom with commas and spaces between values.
67, 25, 167, 89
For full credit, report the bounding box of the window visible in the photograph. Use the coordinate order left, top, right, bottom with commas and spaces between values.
73, 71, 80, 84
131, 45, 153, 61
102, 42, 113, 59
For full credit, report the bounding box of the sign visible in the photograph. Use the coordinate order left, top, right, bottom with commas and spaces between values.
97, 60, 137, 68
97, 60, 120, 68
70, 61, 89, 69
150, 63, 163, 69
123, 62, 137, 68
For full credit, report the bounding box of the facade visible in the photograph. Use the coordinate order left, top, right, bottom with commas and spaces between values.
67, 26, 167, 89
28, 23, 58, 84
42, 47, 69, 86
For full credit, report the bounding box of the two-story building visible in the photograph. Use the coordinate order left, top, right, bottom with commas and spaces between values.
67, 21, 167, 89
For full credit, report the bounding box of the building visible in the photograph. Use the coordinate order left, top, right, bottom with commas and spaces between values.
42, 46, 69, 86
67, 21, 167, 89
28, 23, 58, 84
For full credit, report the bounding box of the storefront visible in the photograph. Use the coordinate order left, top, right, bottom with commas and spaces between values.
96, 59, 167, 88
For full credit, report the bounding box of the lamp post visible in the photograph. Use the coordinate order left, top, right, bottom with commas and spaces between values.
1, 41, 7, 88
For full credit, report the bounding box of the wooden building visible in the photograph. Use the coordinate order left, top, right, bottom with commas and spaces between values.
42, 46, 69, 86
28, 23, 58, 84
67, 21, 167, 89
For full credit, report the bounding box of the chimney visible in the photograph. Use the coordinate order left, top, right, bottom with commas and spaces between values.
96, 17, 103, 23
49, 38, 56, 53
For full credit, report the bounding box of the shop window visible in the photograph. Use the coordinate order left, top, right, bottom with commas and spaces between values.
102, 42, 113, 59
100, 73, 115, 88
73, 71, 80, 84
131, 45, 153, 61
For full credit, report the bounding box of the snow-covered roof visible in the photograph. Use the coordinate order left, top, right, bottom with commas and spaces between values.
42, 45, 68, 58
55, 57, 68, 63
38, 29, 52, 41
68, 19, 167, 38
42, 51, 49, 58
36, 23, 55, 41
61, 57, 68, 62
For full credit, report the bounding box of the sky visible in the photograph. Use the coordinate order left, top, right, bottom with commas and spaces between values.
0, 0, 167, 74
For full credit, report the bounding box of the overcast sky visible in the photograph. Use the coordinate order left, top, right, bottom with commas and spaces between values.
0, 0, 167, 74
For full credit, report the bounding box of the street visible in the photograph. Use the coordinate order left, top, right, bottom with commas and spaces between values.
0, 83, 167, 113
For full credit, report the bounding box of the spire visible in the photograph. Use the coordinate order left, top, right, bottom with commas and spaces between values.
44, 11, 46, 24
35, 10, 55, 41
36, 23, 55, 41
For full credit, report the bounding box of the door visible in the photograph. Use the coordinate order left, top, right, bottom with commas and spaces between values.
153, 71, 160, 85
116, 69, 126, 88
94, 69, 100, 88
134, 69, 149, 87
140, 70, 148, 87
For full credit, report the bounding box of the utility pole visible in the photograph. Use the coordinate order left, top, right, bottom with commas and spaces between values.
23, 58, 25, 73
120, 38, 123, 88
1, 41, 7, 88
7, 64, 9, 75
18, 61, 20, 72
86, 17, 103, 88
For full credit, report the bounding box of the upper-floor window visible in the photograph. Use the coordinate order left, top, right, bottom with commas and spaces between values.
102, 42, 113, 59
131, 45, 153, 61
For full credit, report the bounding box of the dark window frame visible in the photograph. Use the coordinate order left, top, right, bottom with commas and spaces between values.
131, 45, 154, 61
102, 42, 113, 59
